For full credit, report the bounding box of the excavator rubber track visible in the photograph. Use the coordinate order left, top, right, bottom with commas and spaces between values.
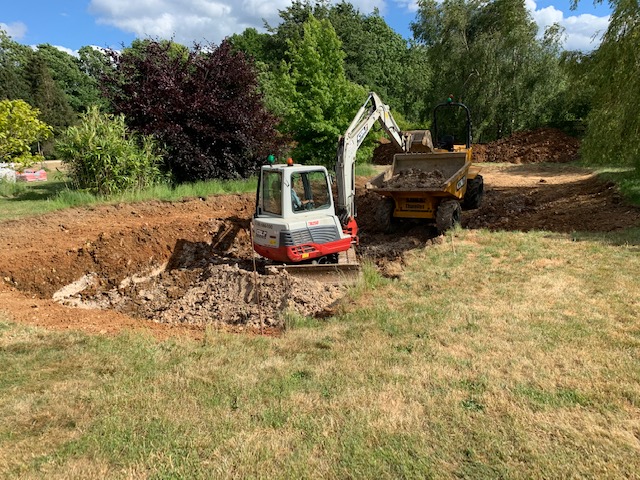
265, 247, 360, 284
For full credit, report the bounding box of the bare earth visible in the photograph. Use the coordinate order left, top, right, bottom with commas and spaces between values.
1, 162, 639, 338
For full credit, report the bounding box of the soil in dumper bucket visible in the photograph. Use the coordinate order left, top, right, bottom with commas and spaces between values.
382, 168, 445, 189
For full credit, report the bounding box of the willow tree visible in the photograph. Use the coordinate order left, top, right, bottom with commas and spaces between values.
580, 0, 639, 169
411, 0, 566, 141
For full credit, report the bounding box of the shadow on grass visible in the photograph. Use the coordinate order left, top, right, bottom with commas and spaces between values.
572, 228, 640, 247
5, 179, 73, 202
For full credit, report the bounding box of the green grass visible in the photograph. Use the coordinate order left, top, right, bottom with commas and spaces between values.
1, 228, 639, 478
594, 166, 640, 206
0, 172, 257, 221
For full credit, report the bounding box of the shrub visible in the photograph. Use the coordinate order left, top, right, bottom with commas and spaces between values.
102, 39, 283, 183
56, 106, 164, 195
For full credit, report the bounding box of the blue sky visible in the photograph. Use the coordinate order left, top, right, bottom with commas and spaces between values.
1, 0, 611, 55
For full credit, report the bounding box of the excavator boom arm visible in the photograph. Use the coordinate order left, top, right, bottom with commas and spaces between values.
336, 92, 409, 220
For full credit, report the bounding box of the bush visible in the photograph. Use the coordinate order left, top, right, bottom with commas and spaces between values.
55, 106, 164, 195
102, 40, 283, 183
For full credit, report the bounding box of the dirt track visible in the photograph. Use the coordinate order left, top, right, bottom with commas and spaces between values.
1, 161, 639, 338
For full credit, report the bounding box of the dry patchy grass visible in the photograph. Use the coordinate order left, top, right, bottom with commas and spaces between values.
1, 229, 639, 478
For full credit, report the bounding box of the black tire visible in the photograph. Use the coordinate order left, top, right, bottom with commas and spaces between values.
375, 198, 395, 233
462, 175, 484, 210
436, 199, 462, 233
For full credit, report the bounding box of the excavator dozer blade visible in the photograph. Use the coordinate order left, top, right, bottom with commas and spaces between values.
265, 248, 361, 284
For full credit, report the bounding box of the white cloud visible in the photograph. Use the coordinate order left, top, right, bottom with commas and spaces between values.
392, 0, 419, 13
526, 0, 608, 51
88, 0, 387, 46
0, 21, 28, 40
52, 45, 80, 58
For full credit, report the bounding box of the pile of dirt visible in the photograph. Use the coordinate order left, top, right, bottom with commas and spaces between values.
371, 128, 580, 165
473, 128, 580, 164
53, 263, 342, 329
372, 138, 401, 165
382, 168, 445, 189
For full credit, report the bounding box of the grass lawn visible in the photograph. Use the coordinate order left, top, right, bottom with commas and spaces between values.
1, 228, 639, 478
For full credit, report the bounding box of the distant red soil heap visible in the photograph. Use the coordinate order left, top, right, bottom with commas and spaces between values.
371, 128, 581, 165
473, 128, 580, 164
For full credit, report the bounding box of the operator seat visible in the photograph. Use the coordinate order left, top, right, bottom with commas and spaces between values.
440, 135, 455, 152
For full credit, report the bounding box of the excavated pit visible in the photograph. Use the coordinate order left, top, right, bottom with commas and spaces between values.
43, 213, 346, 330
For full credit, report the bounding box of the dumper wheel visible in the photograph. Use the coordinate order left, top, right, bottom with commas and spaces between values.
375, 198, 395, 233
436, 200, 461, 233
462, 175, 484, 210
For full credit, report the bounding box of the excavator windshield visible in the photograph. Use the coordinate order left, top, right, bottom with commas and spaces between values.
290, 171, 331, 213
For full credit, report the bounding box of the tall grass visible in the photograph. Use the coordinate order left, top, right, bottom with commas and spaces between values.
0, 174, 257, 221
1, 228, 639, 478
594, 167, 640, 206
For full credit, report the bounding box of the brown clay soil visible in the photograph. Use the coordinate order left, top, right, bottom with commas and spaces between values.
381, 168, 446, 189
2, 131, 640, 338
371, 127, 580, 165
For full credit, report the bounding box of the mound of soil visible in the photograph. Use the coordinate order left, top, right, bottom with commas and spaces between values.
372, 138, 401, 165
473, 128, 580, 164
382, 168, 445, 189
371, 128, 580, 165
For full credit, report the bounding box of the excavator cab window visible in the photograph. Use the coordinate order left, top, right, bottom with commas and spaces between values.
291, 171, 331, 213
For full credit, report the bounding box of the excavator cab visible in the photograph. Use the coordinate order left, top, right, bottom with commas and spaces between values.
252, 161, 355, 264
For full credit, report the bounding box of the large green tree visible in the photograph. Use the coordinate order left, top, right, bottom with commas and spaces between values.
411, 0, 566, 141
230, 1, 430, 123
264, 15, 366, 165
25, 54, 76, 132
34, 44, 102, 113
0, 30, 32, 102
580, 0, 639, 169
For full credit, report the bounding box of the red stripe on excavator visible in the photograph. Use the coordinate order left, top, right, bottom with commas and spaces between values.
254, 237, 354, 263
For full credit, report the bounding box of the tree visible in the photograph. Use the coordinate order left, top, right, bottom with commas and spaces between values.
0, 30, 32, 102
0, 99, 52, 169
264, 15, 366, 165
411, 0, 566, 141
229, 1, 430, 124
77, 46, 111, 110
102, 39, 282, 183
25, 53, 76, 132
34, 44, 101, 113
56, 106, 163, 195
580, 0, 640, 169
327, 2, 431, 121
